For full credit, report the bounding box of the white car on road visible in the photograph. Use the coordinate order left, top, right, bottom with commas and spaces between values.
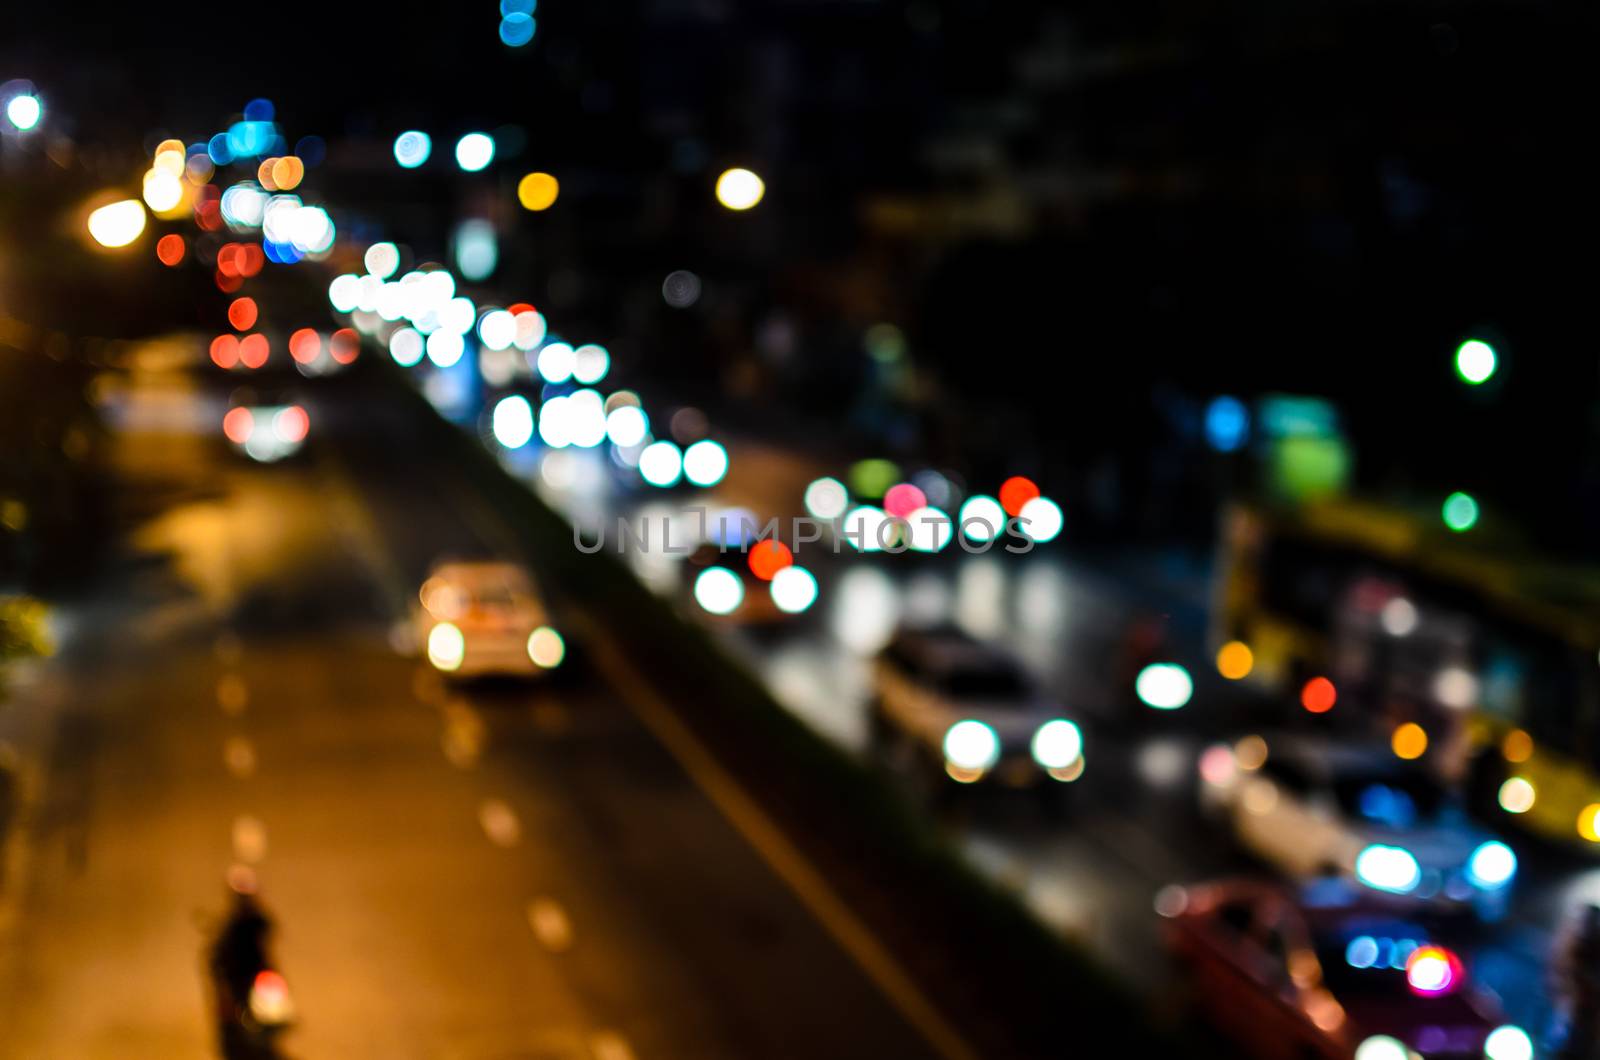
415, 561, 565, 678
871, 626, 1085, 789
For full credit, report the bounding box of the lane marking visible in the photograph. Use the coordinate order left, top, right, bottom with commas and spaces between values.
216, 673, 248, 716
232, 815, 268, 863
213, 630, 243, 666
587, 1030, 636, 1060
412, 666, 445, 707
223, 737, 257, 779
578, 619, 980, 1060
478, 798, 522, 847
527, 897, 574, 953
441, 700, 485, 769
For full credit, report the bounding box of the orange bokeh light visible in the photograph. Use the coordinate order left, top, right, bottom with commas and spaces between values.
228, 297, 258, 331
222, 407, 253, 444
1301, 676, 1337, 714
748, 540, 794, 581
329, 328, 360, 364
999, 476, 1040, 517
156, 233, 186, 266
210, 334, 240, 369
238, 333, 270, 369
289, 328, 322, 365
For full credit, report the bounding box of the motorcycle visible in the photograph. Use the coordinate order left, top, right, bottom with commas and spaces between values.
205, 886, 294, 1058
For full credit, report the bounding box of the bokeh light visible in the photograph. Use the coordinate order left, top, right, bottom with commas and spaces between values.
804, 477, 849, 520
1136, 663, 1193, 710
715, 168, 765, 210
1018, 496, 1062, 543
455, 133, 496, 172
492, 395, 535, 449
228, 298, 259, 331
394, 131, 431, 168
638, 441, 683, 487
1498, 776, 1535, 814
748, 540, 793, 581
1391, 722, 1427, 760
156, 234, 186, 266
1301, 676, 1337, 713
5, 93, 41, 131
1215, 641, 1253, 680
1442, 491, 1479, 532
958, 495, 1006, 542
998, 476, 1040, 517
683, 440, 729, 487
695, 567, 744, 615
518, 172, 559, 210
87, 199, 147, 248
1455, 339, 1497, 385
770, 566, 818, 613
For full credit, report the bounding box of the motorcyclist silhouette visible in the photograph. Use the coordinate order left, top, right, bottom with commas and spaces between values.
206, 877, 289, 1059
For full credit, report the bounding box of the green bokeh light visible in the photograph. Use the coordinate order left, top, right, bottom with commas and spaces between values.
1442, 491, 1480, 532
1455, 339, 1497, 385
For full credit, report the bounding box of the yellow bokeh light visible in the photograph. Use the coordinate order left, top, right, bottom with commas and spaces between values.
1391, 722, 1428, 760
1503, 728, 1534, 763
517, 172, 559, 211
152, 149, 186, 177
142, 168, 182, 212
1579, 804, 1600, 843
271, 155, 304, 191
87, 199, 147, 248
715, 167, 765, 210
154, 137, 185, 158
1216, 640, 1253, 680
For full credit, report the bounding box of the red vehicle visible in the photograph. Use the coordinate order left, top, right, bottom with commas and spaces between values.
1161, 879, 1534, 1060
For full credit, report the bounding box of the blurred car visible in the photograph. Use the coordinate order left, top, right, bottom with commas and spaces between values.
1199, 735, 1518, 917
1162, 878, 1532, 1060
222, 388, 309, 463
415, 561, 564, 678
684, 540, 788, 626
870, 626, 1085, 789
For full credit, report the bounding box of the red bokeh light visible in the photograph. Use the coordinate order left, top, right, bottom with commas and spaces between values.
155, 234, 186, 267
1301, 676, 1337, 714
238, 333, 270, 369
748, 540, 794, 581
222, 407, 254, 445
228, 297, 258, 331
883, 483, 928, 520
288, 328, 322, 365
329, 328, 360, 365
999, 476, 1040, 517
215, 270, 243, 293
209, 334, 240, 370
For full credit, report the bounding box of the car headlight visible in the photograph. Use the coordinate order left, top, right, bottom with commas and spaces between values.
1484, 1025, 1533, 1060
527, 626, 565, 668
1467, 840, 1517, 889
1355, 1036, 1410, 1060
1030, 719, 1083, 770
1355, 844, 1422, 894
428, 622, 465, 671
943, 720, 1000, 773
